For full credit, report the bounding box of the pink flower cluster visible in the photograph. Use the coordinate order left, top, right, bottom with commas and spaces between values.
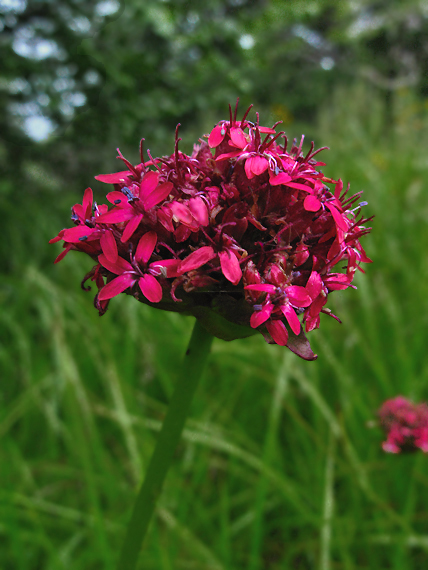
378, 396, 428, 454
51, 102, 371, 359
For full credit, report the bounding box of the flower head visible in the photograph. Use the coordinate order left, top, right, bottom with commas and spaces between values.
51, 102, 372, 360
378, 396, 428, 453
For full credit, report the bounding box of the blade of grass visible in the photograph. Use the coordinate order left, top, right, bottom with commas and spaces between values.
319, 428, 336, 570
248, 351, 290, 570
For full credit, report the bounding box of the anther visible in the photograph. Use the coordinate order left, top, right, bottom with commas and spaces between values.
122, 187, 135, 202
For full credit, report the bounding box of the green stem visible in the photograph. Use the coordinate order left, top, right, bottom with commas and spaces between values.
117, 319, 214, 570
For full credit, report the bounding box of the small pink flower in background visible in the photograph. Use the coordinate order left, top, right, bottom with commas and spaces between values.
378, 396, 428, 453
51, 101, 372, 360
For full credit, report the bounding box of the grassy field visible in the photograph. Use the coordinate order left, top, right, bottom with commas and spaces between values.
2, 85, 428, 569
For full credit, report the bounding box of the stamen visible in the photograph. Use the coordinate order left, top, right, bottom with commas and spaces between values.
158, 242, 179, 257
240, 104, 253, 128
339, 182, 351, 202
81, 267, 96, 291
303, 141, 314, 162
350, 201, 368, 213
282, 134, 288, 153
260, 130, 285, 152
174, 124, 184, 184
122, 187, 136, 202
116, 148, 139, 178
233, 98, 239, 123
146, 149, 161, 171
306, 145, 329, 161
218, 221, 237, 245
254, 115, 261, 147
139, 138, 146, 171
200, 227, 216, 246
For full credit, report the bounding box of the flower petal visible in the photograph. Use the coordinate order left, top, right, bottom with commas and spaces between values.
304, 195, 321, 212
135, 231, 157, 264
95, 171, 132, 184
266, 320, 289, 346
63, 226, 95, 243
306, 271, 323, 299
73, 204, 86, 223
286, 285, 312, 307
170, 202, 193, 225
244, 157, 256, 179
281, 304, 301, 335
250, 303, 273, 328
334, 179, 343, 199
323, 273, 351, 291
229, 127, 247, 149
54, 243, 72, 263
106, 191, 128, 206
219, 249, 242, 285
294, 244, 309, 266
326, 203, 348, 231
143, 182, 173, 210
121, 213, 143, 243
49, 229, 65, 244
269, 172, 292, 186
138, 274, 163, 303
98, 274, 135, 300
139, 171, 159, 201
286, 181, 312, 192
305, 271, 323, 299
188, 197, 209, 226
98, 254, 133, 274
82, 188, 93, 218
100, 231, 118, 263
178, 246, 216, 273
208, 124, 226, 148
245, 283, 276, 294
215, 151, 241, 162
250, 155, 269, 176
96, 208, 134, 224
150, 258, 181, 278
258, 126, 277, 134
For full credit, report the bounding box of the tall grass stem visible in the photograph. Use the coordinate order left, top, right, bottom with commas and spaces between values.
116, 319, 214, 570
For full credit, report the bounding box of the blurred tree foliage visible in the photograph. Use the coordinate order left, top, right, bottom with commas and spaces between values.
2, 0, 428, 171
1, 0, 428, 268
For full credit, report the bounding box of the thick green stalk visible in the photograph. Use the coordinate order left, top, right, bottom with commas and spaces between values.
117, 319, 214, 570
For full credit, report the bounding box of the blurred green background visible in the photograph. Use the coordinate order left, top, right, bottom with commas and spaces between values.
2, 0, 428, 568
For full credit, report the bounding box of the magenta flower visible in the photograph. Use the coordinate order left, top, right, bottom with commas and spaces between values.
97, 231, 179, 303
378, 396, 428, 453
51, 102, 372, 360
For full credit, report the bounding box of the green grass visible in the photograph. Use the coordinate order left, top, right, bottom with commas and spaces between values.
3, 84, 428, 569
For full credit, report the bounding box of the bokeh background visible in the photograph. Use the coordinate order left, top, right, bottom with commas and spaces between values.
2, 1, 428, 568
